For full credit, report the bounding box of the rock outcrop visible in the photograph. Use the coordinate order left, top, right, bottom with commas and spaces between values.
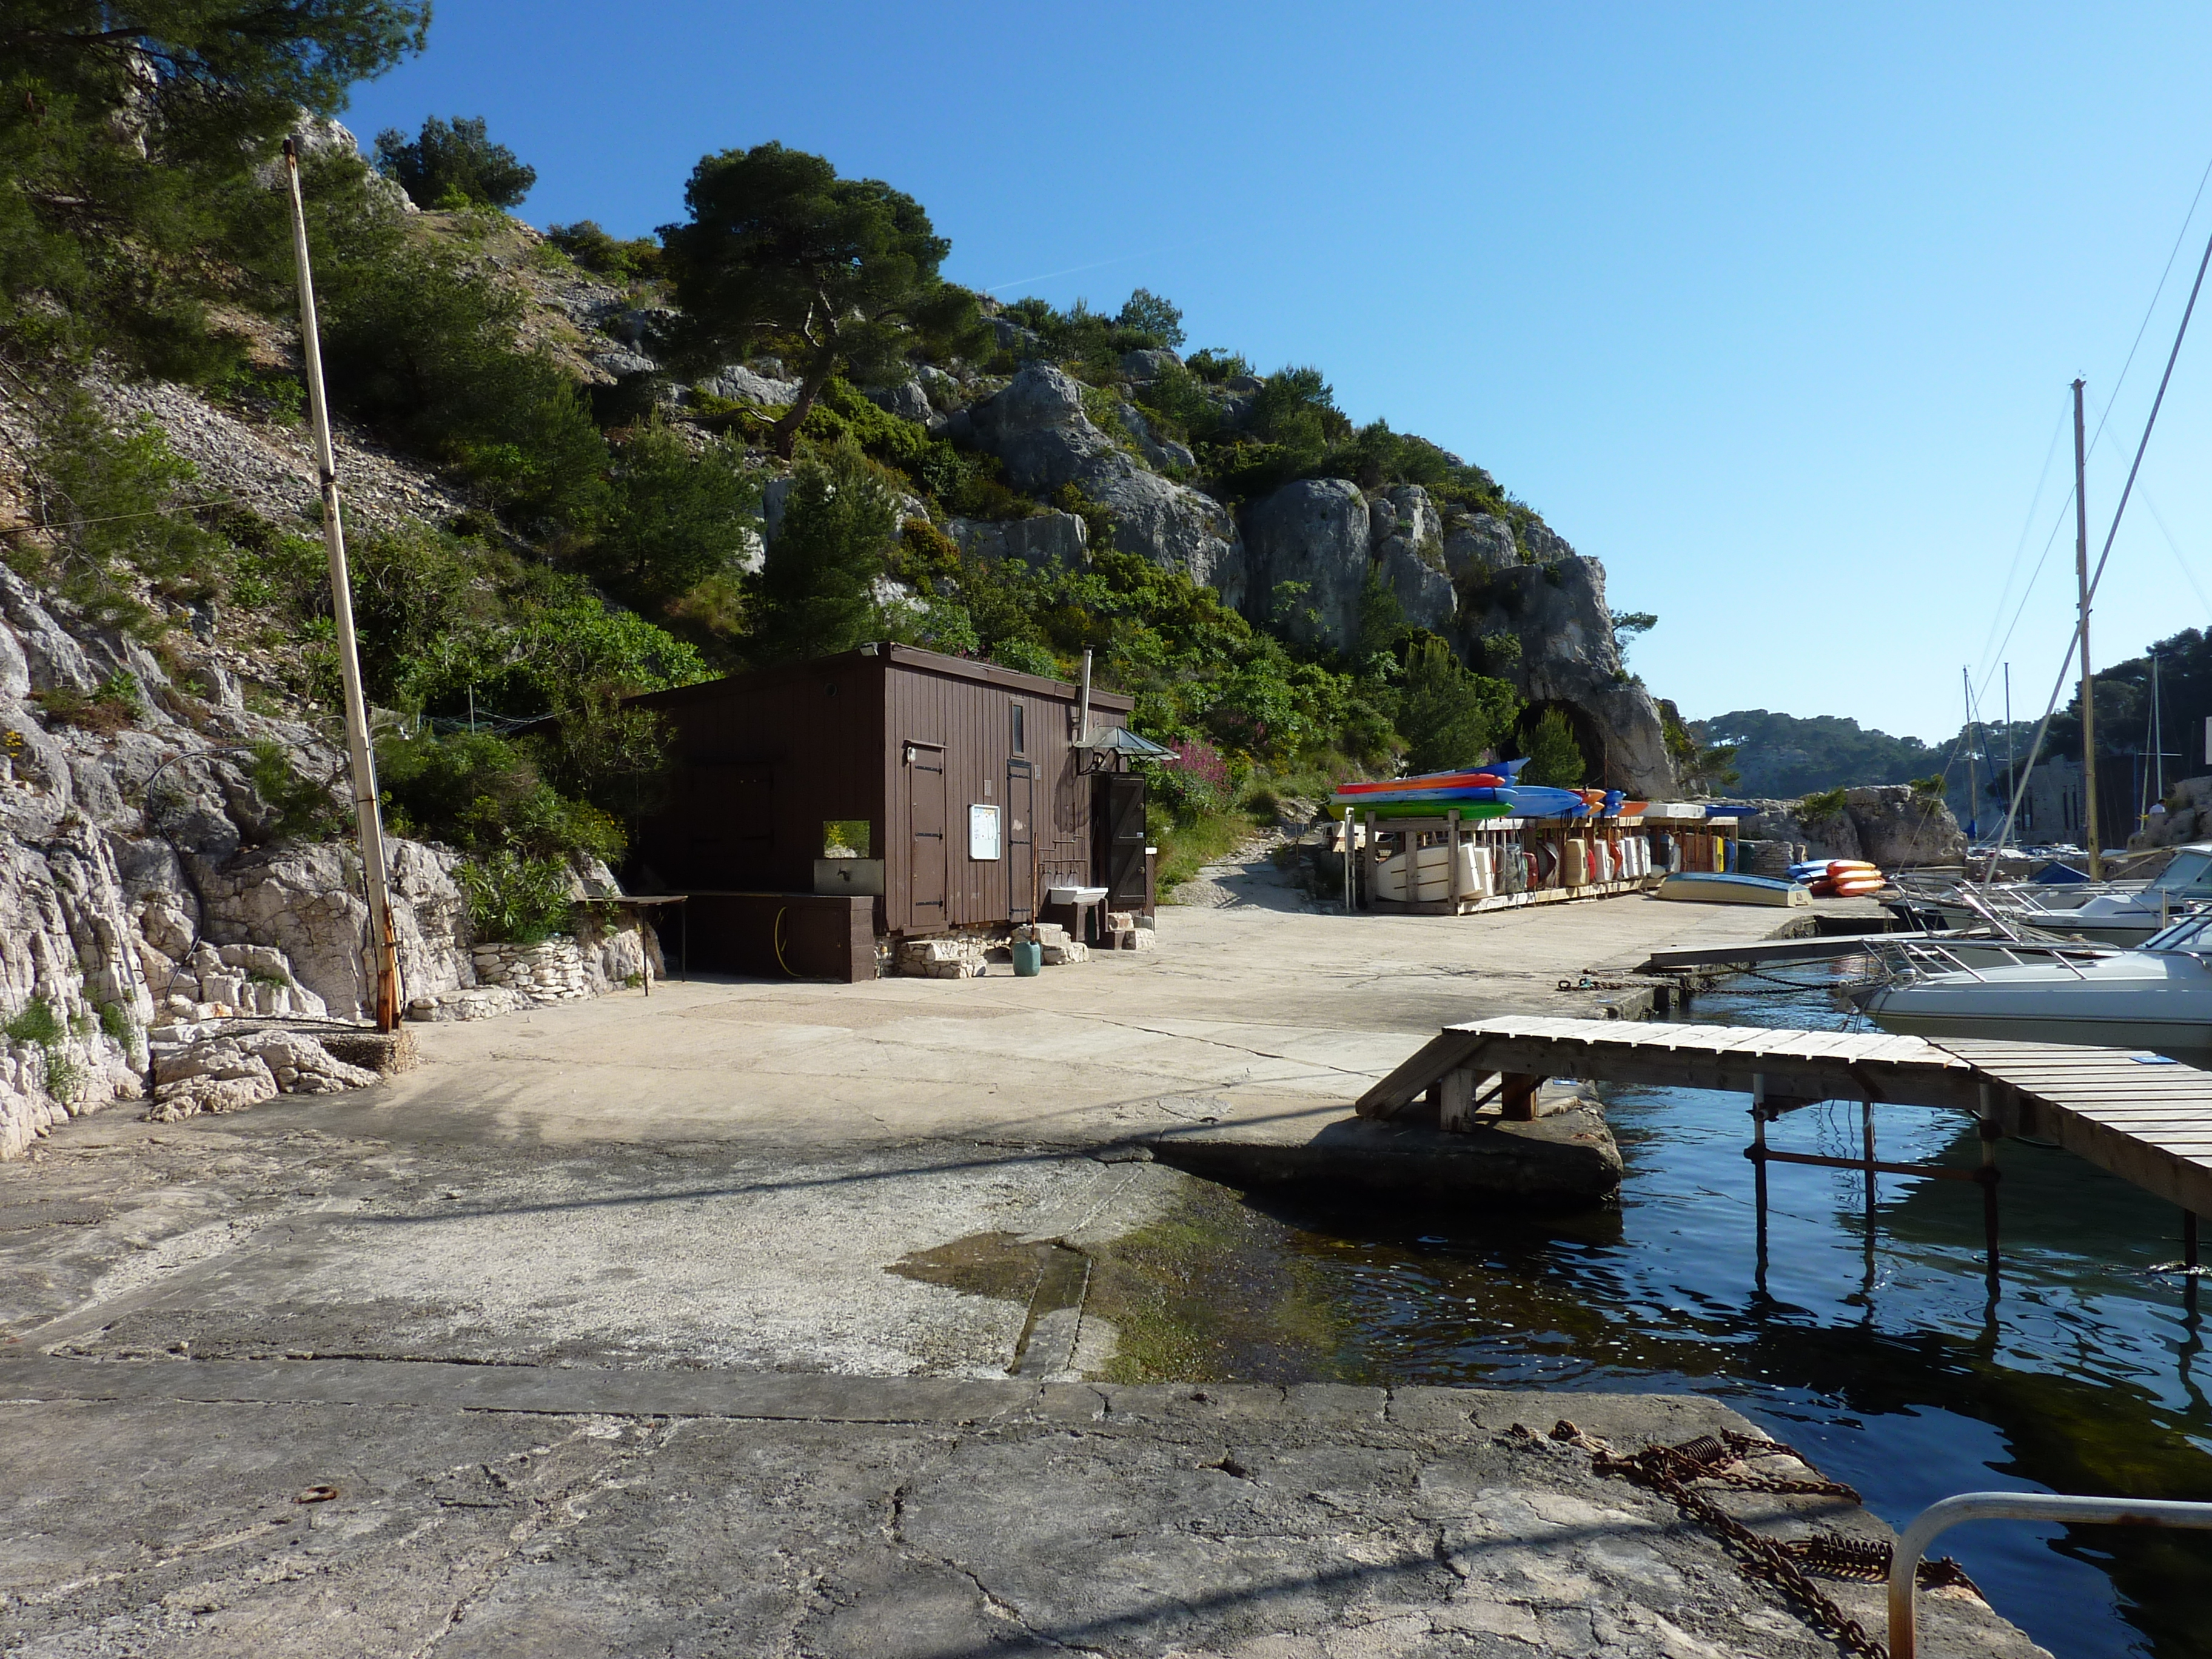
1242, 478, 1372, 650
1456, 552, 1675, 797
965, 364, 1241, 595
1730, 789, 1966, 869
947, 512, 1089, 569
2130, 776, 2212, 850
1370, 486, 1455, 633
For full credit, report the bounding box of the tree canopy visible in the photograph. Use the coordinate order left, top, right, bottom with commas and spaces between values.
2, 0, 426, 364
374, 114, 536, 209
659, 141, 985, 457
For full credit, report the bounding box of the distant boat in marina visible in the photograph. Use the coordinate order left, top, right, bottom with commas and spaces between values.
1897, 843, 2212, 946
1654, 872, 1811, 907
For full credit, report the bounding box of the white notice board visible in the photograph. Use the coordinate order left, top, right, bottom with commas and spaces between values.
968, 803, 1001, 860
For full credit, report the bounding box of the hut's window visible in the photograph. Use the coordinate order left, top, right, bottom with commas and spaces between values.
1010, 702, 1025, 755
823, 819, 873, 857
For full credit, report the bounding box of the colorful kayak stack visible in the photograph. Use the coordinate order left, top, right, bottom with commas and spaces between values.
1330, 763, 1634, 822
1788, 858, 1886, 897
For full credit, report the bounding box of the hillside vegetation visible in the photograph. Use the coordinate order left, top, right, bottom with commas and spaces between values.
1, 2, 1669, 893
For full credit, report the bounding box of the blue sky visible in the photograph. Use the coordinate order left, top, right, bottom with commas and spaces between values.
341, 3, 2212, 745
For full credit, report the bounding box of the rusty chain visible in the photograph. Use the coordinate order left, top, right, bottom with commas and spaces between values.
1543, 1421, 1979, 1659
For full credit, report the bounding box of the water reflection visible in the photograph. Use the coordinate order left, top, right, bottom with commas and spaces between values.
1248, 968, 2212, 1659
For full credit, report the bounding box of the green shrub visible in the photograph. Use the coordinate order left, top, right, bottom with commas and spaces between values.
594, 420, 760, 606
374, 116, 536, 209
99, 1002, 136, 1047
460, 850, 573, 945
15, 387, 224, 629
1800, 787, 1849, 821
318, 243, 609, 528
547, 220, 663, 283
244, 737, 342, 842
33, 671, 145, 737
378, 728, 629, 863
1183, 349, 1252, 383
5, 999, 62, 1048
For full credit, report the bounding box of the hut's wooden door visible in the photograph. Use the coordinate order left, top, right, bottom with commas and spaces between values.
907, 742, 947, 923
1097, 772, 1147, 910
1007, 759, 1035, 923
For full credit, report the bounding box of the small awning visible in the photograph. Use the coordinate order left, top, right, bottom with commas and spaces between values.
1077, 726, 1174, 759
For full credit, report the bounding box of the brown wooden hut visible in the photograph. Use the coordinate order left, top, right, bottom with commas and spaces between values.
625, 644, 1145, 979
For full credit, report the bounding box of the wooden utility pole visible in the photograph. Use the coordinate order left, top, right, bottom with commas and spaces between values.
2073, 377, 2101, 880
281, 136, 403, 1030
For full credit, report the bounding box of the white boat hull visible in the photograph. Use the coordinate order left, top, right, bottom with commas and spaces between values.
1862, 949, 2212, 1065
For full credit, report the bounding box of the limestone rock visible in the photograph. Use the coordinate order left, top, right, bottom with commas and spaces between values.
1442, 514, 1520, 578
193, 839, 471, 1022
1370, 487, 1454, 632
965, 364, 1241, 594
1843, 785, 1968, 868
866, 381, 933, 424
1119, 349, 1181, 381
1455, 553, 1675, 797
703, 364, 800, 407
1114, 402, 1195, 472
146, 1027, 380, 1121
1242, 478, 1370, 651
947, 513, 1089, 569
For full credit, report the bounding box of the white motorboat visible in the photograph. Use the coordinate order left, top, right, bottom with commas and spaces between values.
1857, 911, 2212, 1065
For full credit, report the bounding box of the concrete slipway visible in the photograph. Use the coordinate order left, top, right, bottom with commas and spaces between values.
0, 861, 2040, 1657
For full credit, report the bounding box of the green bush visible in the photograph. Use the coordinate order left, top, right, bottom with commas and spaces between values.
5, 999, 62, 1048
594, 420, 760, 606
374, 116, 536, 209
1800, 787, 1849, 822
378, 728, 629, 863
317, 244, 610, 528
460, 850, 573, 945
244, 737, 343, 842
14, 387, 224, 628
546, 220, 663, 282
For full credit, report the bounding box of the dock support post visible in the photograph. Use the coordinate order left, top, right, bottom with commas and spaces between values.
1978, 1083, 2002, 1292
1861, 1097, 1877, 1218
1499, 1074, 1543, 1122
1448, 809, 1461, 909
1751, 1073, 1770, 1275
2188, 1210, 2200, 1271
1436, 1067, 1478, 1133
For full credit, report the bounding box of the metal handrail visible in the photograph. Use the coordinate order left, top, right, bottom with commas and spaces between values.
1889, 1490, 2212, 1659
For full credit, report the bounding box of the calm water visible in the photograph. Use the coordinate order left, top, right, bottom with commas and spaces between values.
1248, 968, 2212, 1659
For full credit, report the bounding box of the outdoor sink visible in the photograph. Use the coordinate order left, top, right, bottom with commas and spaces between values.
1047, 885, 1110, 906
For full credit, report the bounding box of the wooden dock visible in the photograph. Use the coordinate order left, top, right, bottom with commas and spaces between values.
1359, 1016, 2212, 1220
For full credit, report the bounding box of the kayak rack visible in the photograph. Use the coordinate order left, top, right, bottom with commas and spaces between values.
1341, 808, 1735, 916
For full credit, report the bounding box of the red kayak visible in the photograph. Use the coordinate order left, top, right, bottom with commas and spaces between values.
1335, 770, 1506, 796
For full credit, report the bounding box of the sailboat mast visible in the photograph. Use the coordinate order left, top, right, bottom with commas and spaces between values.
2151, 647, 2163, 807
2004, 662, 2015, 834
1961, 665, 1978, 842
2073, 377, 2101, 879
